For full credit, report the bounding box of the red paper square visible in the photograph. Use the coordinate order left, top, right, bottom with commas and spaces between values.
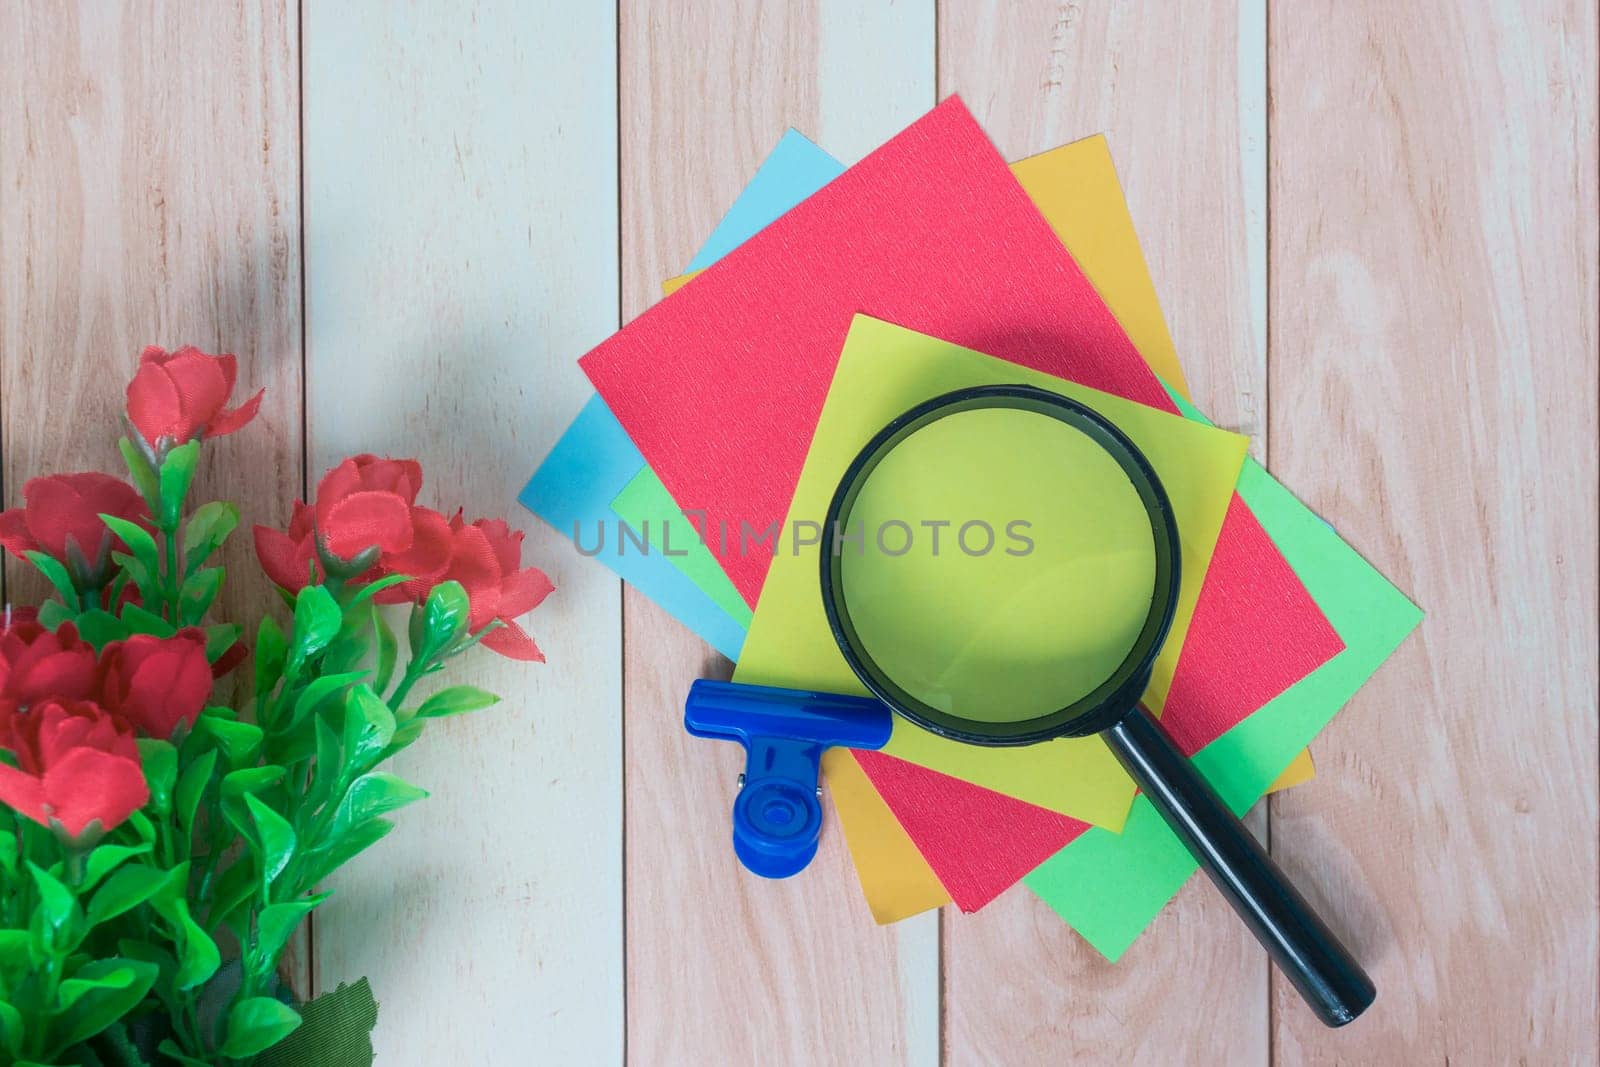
581, 97, 1346, 906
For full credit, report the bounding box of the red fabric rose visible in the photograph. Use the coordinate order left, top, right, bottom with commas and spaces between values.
126, 345, 264, 447
0, 698, 148, 837
253, 500, 318, 593
0, 618, 98, 707
96, 629, 214, 739
0, 473, 151, 577
442, 515, 554, 661
253, 456, 451, 599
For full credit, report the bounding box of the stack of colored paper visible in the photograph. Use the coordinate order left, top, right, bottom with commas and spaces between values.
521, 98, 1421, 960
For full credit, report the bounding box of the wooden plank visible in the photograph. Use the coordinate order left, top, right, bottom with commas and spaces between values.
937, 2, 1272, 1062
301, 3, 623, 1061
618, 2, 938, 1062
1267, 1, 1599, 1059
0, 0, 305, 987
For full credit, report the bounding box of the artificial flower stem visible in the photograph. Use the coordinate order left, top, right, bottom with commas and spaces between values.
180, 991, 208, 1059
386, 650, 435, 709
163, 526, 181, 622
62, 841, 89, 888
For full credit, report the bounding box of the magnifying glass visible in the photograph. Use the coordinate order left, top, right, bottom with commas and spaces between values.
687, 384, 1375, 1027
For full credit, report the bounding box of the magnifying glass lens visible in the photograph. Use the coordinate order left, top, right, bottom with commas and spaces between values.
837, 407, 1157, 725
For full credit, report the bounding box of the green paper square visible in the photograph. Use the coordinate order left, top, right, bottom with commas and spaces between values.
1023, 393, 1423, 959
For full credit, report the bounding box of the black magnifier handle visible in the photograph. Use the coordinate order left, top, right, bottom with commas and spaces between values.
1103, 706, 1376, 1027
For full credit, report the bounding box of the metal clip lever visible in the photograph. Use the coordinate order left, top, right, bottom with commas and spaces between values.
684, 679, 893, 878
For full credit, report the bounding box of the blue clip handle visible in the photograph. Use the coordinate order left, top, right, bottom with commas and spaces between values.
685, 679, 893, 879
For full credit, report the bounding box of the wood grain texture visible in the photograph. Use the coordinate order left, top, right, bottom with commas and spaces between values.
0, 0, 306, 989
618, 1, 938, 1062
937, 2, 1272, 1061
301, 3, 623, 1061
1268, 1, 1599, 1059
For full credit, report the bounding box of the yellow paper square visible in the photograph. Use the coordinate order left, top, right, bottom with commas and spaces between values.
732, 315, 1247, 829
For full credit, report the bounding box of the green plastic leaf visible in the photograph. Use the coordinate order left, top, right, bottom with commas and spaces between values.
198, 717, 263, 766
245, 794, 297, 889
146, 861, 191, 917
267, 712, 320, 766
177, 566, 224, 624
203, 621, 242, 665
424, 579, 471, 641
253, 892, 330, 969
175, 749, 218, 837
253, 978, 378, 1067
72, 608, 130, 649
24, 550, 79, 609
301, 818, 395, 889
182, 500, 239, 575
37, 599, 76, 630
81, 844, 151, 894
406, 585, 467, 668
58, 960, 138, 1013
291, 585, 343, 664
414, 685, 500, 720
333, 774, 427, 838
0, 998, 20, 1056
291, 671, 368, 730
28, 861, 79, 933
59, 957, 159, 1048
86, 865, 168, 926
372, 607, 398, 695
98, 514, 159, 575
0, 831, 16, 875
125, 810, 157, 845
307, 714, 343, 814
136, 739, 177, 815
347, 572, 410, 607
0, 929, 30, 989
317, 608, 371, 673
341, 685, 396, 776
382, 719, 426, 760
118, 601, 176, 638
255, 613, 289, 699
221, 765, 285, 798
206, 858, 257, 936
156, 440, 201, 529
111, 550, 161, 611
171, 900, 220, 990
118, 437, 162, 516
221, 998, 302, 1059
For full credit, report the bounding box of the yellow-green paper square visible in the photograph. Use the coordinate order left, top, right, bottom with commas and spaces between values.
732, 315, 1248, 829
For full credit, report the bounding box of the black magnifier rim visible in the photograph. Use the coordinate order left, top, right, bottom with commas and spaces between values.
819, 383, 1182, 746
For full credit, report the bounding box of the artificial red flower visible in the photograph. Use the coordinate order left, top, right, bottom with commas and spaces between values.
96, 629, 214, 739
253, 456, 451, 599
442, 515, 554, 662
0, 698, 147, 837
0, 473, 151, 577
125, 345, 264, 447
312, 455, 428, 561
253, 500, 318, 593
0, 618, 98, 708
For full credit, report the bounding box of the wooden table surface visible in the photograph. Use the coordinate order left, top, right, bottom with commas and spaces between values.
2, 3, 1596, 1063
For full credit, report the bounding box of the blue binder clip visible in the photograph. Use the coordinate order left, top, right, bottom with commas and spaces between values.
684, 679, 893, 879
